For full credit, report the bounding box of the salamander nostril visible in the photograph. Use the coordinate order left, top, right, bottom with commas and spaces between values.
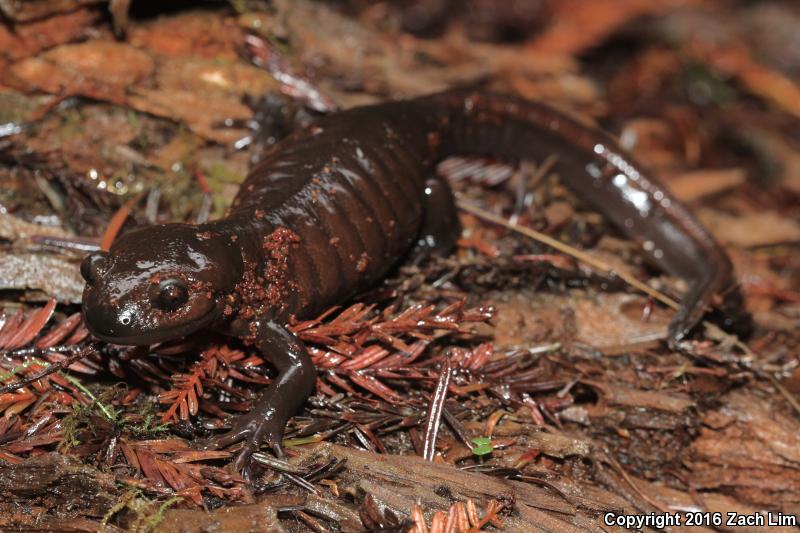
118, 308, 134, 327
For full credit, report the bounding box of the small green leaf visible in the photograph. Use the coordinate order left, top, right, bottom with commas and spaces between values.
471, 436, 493, 456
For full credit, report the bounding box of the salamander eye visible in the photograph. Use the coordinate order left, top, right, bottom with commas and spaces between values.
154, 279, 189, 311
80, 252, 107, 285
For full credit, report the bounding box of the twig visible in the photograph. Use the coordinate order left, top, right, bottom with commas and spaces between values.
768, 374, 800, 415
100, 192, 146, 251
600, 451, 671, 514
422, 356, 452, 461
0, 346, 93, 394
456, 198, 680, 310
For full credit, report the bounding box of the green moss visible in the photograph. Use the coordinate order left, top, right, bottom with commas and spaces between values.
125, 401, 171, 437
142, 496, 183, 532
682, 60, 740, 106
204, 161, 246, 186
56, 107, 87, 142
100, 489, 182, 533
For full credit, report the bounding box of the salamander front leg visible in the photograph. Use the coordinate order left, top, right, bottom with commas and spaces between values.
200, 320, 316, 474
410, 177, 462, 263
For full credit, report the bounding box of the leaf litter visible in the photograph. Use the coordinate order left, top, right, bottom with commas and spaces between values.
0, 1, 799, 531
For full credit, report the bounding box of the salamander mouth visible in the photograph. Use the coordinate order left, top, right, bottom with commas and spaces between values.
86, 304, 219, 346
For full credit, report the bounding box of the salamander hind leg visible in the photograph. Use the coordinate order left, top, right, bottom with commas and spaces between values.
668, 274, 753, 347
199, 320, 316, 477
409, 177, 462, 264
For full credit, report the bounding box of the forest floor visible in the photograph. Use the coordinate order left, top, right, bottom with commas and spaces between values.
0, 1, 799, 531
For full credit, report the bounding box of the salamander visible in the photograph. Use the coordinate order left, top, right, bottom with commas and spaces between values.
80, 89, 743, 472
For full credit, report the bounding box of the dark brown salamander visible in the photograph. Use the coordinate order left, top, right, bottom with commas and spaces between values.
81, 89, 741, 472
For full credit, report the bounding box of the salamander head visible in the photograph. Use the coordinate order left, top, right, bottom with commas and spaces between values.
81, 224, 243, 345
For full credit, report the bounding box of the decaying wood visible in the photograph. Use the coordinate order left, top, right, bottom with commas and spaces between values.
290, 442, 631, 532
0, 453, 118, 526
687, 390, 800, 515
155, 503, 284, 533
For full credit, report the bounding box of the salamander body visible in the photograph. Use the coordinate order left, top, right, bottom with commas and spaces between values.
81, 89, 742, 472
